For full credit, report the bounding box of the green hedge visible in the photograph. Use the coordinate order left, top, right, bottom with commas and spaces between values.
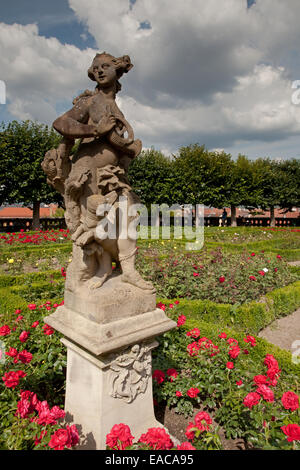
158, 280, 300, 335
0, 270, 62, 288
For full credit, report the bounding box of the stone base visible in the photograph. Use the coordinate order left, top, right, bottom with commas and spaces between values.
62, 338, 173, 450
64, 274, 156, 323
44, 306, 176, 356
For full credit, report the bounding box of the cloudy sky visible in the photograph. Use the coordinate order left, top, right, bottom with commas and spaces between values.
1, 0, 300, 159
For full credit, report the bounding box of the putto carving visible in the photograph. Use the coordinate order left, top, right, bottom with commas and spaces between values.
42, 52, 155, 297
108, 343, 152, 403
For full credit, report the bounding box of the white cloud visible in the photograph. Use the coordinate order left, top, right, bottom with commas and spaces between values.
0, 22, 96, 122
2, 0, 300, 158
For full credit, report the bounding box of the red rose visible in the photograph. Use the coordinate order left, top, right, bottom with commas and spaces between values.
5, 347, 18, 358
177, 442, 196, 450
48, 429, 69, 450
2, 370, 26, 389
176, 391, 182, 397
226, 362, 234, 370
152, 370, 165, 385
253, 375, 268, 386
185, 422, 196, 441
243, 392, 260, 409
229, 345, 241, 359
187, 387, 200, 398
156, 302, 166, 311
19, 331, 29, 343
27, 304, 37, 310
281, 424, 300, 442
31, 321, 39, 328
106, 423, 134, 450
218, 332, 227, 339
219, 276, 225, 283
194, 411, 212, 432
258, 270, 265, 276
236, 380, 243, 386
244, 335, 256, 347
186, 328, 200, 338
42, 324, 54, 335
18, 350, 33, 364
139, 427, 173, 450
166, 368, 178, 381
177, 315, 186, 327
249, 276, 257, 281
187, 341, 200, 357
281, 391, 299, 412
256, 384, 274, 403
0, 325, 11, 336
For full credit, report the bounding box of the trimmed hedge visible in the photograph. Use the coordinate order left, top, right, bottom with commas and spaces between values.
158, 280, 300, 335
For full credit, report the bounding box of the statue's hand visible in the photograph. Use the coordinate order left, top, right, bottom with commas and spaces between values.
94, 113, 116, 137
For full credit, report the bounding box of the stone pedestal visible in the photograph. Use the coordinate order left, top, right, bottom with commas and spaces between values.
44, 303, 176, 449
61, 338, 165, 449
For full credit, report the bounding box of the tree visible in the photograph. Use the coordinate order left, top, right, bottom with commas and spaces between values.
128, 148, 174, 206
226, 155, 261, 227
0, 120, 62, 229
251, 158, 281, 227
171, 144, 233, 207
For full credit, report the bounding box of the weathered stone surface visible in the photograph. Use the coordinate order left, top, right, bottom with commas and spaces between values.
62, 338, 170, 450
44, 307, 176, 356
64, 274, 156, 323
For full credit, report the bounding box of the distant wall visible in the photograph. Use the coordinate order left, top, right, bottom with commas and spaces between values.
0, 218, 66, 232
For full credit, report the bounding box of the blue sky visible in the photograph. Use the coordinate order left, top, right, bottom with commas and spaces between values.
1, 0, 300, 159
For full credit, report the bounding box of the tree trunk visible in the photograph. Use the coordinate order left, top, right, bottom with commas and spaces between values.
270, 205, 275, 227
32, 201, 40, 230
231, 205, 237, 227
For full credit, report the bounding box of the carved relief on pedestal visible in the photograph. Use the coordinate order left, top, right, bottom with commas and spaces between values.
108, 343, 152, 403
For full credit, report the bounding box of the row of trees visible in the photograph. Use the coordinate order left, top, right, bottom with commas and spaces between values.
0, 121, 299, 228
128, 145, 300, 227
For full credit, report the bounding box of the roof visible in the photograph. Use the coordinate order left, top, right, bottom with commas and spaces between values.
0, 205, 58, 218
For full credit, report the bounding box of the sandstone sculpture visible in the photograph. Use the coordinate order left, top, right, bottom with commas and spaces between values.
42, 52, 154, 301
42, 53, 176, 449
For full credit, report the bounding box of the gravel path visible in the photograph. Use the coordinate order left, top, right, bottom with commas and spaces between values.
288, 261, 300, 266
258, 308, 300, 352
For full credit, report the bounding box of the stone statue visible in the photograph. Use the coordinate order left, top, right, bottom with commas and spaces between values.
42, 54, 177, 449
42, 52, 155, 306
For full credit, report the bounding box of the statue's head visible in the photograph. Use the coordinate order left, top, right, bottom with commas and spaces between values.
88, 52, 133, 92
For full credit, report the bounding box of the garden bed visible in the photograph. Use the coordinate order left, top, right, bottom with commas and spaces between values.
0, 228, 299, 450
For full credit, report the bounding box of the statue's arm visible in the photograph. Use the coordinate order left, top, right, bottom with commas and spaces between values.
53, 97, 116, 139
52, 97, 97, 138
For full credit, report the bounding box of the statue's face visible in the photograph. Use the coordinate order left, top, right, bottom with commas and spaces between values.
91, 56, 117, 88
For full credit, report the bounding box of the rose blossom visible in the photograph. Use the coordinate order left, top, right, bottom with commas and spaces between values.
281, 424, 300, 442
177, 315, 186, 327
0, 325, 11, 336
177, 442, 196, 450
256, 384, 274, 403
187, 387, 200, 398
229, 345, 241, 359
243, 392, 260, 409
18, 350, 33, 364
2, 370, 26, 389
106, 423, 134, 450
253, 375, 268, 386
166, 368, 178, 381
19, 331, 29, 343
281, 391, 299, 412
152, 370, 165, 385
194, 411, 212, 432
139, 427, 173, 450
48, 425, 79, 450
226, 362, 234, 370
